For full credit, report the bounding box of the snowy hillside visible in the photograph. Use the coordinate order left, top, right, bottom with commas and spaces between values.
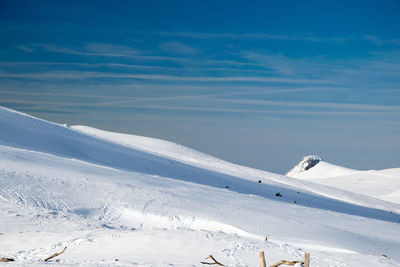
70, 126, 400, 212
287, 156, 400, 205
1, 106, 400, 266
286, 155, 358, 179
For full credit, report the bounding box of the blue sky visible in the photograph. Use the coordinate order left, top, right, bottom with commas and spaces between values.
1, 0, 399, 173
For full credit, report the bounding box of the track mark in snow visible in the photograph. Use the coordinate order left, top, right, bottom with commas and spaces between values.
142, 199, 156, 215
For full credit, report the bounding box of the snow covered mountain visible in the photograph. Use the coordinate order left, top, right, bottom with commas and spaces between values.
287, 155, 400, 205
286, 155, 359, 179
1, 106, 399, 266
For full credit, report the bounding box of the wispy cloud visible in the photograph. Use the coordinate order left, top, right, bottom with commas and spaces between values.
17, 45, 35, 53
0, 71, 331, 84
71, 95, 400, 113
242, 51, 351, 79
36, 43, 142, 58
126, 105, 400, 117
83, 43, 141, 56
156, 31, 348, 42
0, 61, 272, 75
36, 102, 399, 118
13, 43, 264, 68
242, 49, 400, 89
243, 52, 304, 76
216, 98, 400, 112
32, 43, 188, 62
363, 35, 400, 46
159, 41, 198, 55
157, 31, 400, 46
3, 91, 398, 118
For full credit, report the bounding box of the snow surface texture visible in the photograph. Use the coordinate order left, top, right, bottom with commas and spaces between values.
0, 106, 399, 266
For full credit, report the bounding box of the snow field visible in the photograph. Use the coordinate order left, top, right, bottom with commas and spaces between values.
1, 106, 400, 266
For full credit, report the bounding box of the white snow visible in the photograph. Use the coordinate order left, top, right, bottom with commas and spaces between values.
287, 155, 400, 205
286, 156, 358, 179
1, 106, 400, 266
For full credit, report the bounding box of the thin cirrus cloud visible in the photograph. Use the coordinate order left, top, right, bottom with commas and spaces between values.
31, 102, 399, 118
75, 96, 400, 114
157, 31, 400, 46
2, 79, 398, 116
242, 51, 348, 78
17, 45, 35, 53
17, 43, 142, 57
123, 105, 399, 118
0, 61, 272, 75
3, 93, 397, 118
216, 98, 400, 112
242, 50, 400, 87
27, 43, 192, 62
156, 31, 348, 42
14, 42, 275, 70
0, 71, 332, 84
83, 43, 141, 56
159, 41, 199, 55
35, 43, 142, 58
362, 35, 400, 46
242, 51, 306, 76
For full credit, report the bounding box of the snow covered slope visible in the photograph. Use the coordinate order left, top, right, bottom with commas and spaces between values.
287, 155, 400, 205
286, 155, 358, 179
1, 106, 400, 266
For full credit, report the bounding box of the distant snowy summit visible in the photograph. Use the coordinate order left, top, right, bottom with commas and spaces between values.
286, 154, 400, 204
286, 155, 358, 179
286, 155, 323, 177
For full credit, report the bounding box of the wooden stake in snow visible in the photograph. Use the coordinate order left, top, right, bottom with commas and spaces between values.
201, 255, 224, 266
270, 260, 304, 267
304, 253, 310, 267
270, 252, 310, 267
259, 251, 266, 267
44, 246, 67, 262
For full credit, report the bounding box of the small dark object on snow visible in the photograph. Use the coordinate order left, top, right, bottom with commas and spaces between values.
275, 192, 282, 197
381, 254, 388, 258
0, 258, 14, 262
258, 180, 262, 183
225, 185, 229, 189
115, 259, 119, 261
294, 201, 297, 204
